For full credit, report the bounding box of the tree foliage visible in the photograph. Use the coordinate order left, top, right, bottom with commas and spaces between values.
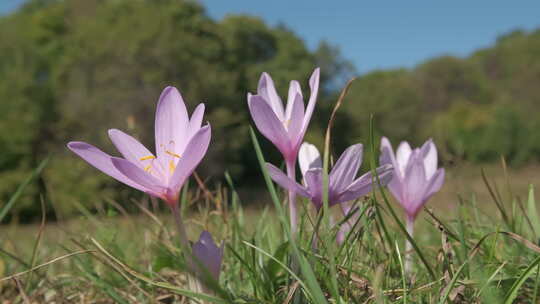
1, 0, 539, 219
0, 0, 351, 218
342, 29, 540, 166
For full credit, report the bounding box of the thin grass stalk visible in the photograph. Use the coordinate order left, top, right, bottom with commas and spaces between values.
170, 202, 190, 251
321, 77, 356, 301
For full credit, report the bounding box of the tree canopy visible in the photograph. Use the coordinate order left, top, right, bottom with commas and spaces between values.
1, 0, 539, 219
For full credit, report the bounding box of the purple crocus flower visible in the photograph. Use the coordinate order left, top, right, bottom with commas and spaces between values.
266, 142, 393, 211
379, 137, 445, 222
191, 231, 224, 286
247, 68, 320, 233
67, 86, 211, 207
380, 137, 445, 273
247, 68, 320, 164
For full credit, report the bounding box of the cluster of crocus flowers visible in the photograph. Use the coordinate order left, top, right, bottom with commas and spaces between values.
248, 68, 320, 233
66, 67, 448, 296
267, 142, 393, 211
380, 137, 445, 273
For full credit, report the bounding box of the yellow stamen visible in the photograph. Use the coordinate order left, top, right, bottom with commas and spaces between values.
283, 119, 290, 128
139, 155, 156, 161
169, 160, 176, 173
165, 150, 181, 158
144, 164, 152, 172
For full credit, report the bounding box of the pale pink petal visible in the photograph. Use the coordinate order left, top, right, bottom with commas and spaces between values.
286, 93, 305, 146
191, 231, 223, 282
258, 72, 285, 121
266, 163, 310, 198
336, 164, 393, 204
170, 124, 211, 192
285, 80, 303, 119
380, 137, 403, 200
424, 168, 445, 200
108, 129, 154, 170
380, 137, 397, 172
67, 142, 152, 193
155, 86, 189, 166
403, 152, 427, 218
248, 94, 291, 156
304, 168, 323, 209
111, 157, 166, 196
396, 141, 412, 177
421, 139, 438, 179
298, 142, 321, 176
183, 103, 205, 153
300, 68, 320, 135
329, 144, 363, 194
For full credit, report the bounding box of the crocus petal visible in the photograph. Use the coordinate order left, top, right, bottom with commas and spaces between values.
298, 142, 322, 176
396, 141, 412, 177
300, 67, 320, 135
266, 163, 310, 198
387, 177, 404, 205
258, 72, 285, 121
185, 103, 205, 150
67, 142, 152, 193
337, 202, 360, 245
402, 152, 427, 217
336, 221, 352, 245
111, 157, 166, 196
380, 137, 398, 173
424, 168, 445, 200
421, 139, 438, 180
170, 124, 211, 192
248, 94, 290, 156
191, 231, 223, 281
340, 201, 355, 216
304, 168, 324, 209
380, 137, 404, 200
108, 129, 155, 170
329, 144, 363, 194
286, 92, 305, 145
336, 164, 393, 204
285, 80, 303, 120
155, 86, 189, 166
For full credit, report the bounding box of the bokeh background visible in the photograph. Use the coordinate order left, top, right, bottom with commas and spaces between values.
1, 0, 539, 221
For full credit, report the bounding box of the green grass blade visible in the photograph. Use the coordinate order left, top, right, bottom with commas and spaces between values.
527, 184, 540, 238
250, 127, 328, 304
438, 261, 468, 304
395, 241, 407, 304
503, 255, 540, 304
0, 157, 49, 223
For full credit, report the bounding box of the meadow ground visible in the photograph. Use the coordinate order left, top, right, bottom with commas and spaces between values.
0, 162, 539, 303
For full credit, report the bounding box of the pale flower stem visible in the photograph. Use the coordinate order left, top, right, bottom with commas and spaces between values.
405, 216, 414, 276
170, 202, 191, 253
171, 201, 202, 300
286, 160, 298, 236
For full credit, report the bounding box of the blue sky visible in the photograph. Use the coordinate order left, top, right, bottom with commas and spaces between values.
3, 1, 540, 74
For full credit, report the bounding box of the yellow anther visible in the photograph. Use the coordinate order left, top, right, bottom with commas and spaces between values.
169, 160, 176, 173
283, 119, 290, 128
139, 155, 156, 161
144, 164, 152, 172
165, 150, 181, 158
